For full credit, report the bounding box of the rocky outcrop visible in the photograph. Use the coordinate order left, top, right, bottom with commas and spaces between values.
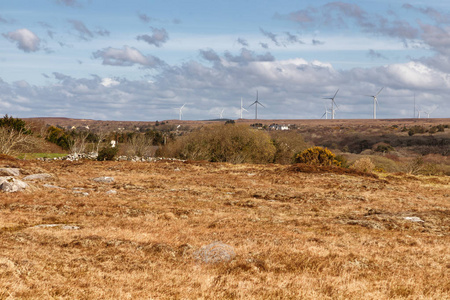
0, 177, 28, 192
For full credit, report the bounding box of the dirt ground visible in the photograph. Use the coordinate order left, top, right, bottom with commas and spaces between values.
0, 157, 449, 299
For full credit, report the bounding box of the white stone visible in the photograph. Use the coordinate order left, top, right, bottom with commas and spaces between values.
0, 168, 20, 177
23, 173, 52, 181
0, 177, 28, 192
404, 216, 424, 223
93, 176, 114, 183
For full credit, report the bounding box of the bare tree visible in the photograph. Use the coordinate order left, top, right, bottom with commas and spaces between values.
126, 134, 154, 157
68, 131, 90, 155
0, 127, 36, 155
94, 130, 109, 155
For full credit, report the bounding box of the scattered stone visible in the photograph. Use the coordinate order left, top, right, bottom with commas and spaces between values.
106, 189, 117, 195
0, 177, 28, 192
93, 176, 114, 183
193, 242, 236, 263
73, 190, 89, 196
404, 216, 424, 223
34, 224, 80, 230
43, 184, 65, 190
0, 168, 20, 177
23, 173, 52, 181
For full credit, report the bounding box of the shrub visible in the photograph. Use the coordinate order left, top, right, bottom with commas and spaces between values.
159, 124, 276, 164
335, 154, 349, 168
46, 126, 71, 150
294, 147, 341, 166
97, 146, 119, 161
374, 142, 394, 153
270, 131, 308, 164
351, 157, 375, 173
0, 114, 31, 134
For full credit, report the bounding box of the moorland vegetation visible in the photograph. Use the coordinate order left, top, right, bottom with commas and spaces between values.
0, 115, 449, 299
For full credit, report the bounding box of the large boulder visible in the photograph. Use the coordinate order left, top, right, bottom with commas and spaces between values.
0, 177, 28, 192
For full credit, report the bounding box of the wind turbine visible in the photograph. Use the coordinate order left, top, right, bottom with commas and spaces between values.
178, 103, 186, 120
219, 108, 224, 119
249, 90, 265, 119
424, 107, 437, 118
239, 97, 248, 119
321, 104, 331, 119
366, 87, 383, 119
323, 89, 339, 120
416, 106, 423, 118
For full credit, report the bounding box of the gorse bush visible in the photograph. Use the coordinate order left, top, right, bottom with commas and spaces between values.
294, 147, 341, 166
160, 124, 276, 163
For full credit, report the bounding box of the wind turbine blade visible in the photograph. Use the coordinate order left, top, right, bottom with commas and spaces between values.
321, 112, 326, 119
333, 89, 339, 99
259, 102, 266, 108
376, 87, 384, 96
333, 99, 339, 109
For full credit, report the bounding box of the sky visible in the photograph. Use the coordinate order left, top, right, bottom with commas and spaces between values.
1, 0, 450, 121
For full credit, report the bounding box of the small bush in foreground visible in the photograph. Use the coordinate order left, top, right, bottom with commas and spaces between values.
294, 147, 341, 166
351, 157, 375, 173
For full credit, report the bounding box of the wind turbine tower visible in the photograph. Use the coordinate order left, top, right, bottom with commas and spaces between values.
249, 90, 265, 120
321, 104, 331, 119
178, 103, 186, 120
323, 89, 339, 120
239, 98, 248, 119
366, 87, 384, 119
424, 107, 437, 118
416, 106, 423, 119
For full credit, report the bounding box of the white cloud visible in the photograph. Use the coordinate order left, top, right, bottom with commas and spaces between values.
101, 77, 120, 87
92, 46, 165, 68
3, 28, 41, 52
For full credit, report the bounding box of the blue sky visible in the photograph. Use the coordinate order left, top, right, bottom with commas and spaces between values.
0, 0, 449, 120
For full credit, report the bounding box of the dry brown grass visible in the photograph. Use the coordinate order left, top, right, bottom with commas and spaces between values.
0, 157, 449, 299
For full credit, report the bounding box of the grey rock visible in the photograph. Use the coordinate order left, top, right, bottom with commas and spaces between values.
0, 177, 28, 192
404, 216, 424, 223
193, 242, 236, 263
106, 189, 117, 195
0, 168, 20, 177
43, 184, 65, 190
23, 173, 52, 181
93, 176, 114, 183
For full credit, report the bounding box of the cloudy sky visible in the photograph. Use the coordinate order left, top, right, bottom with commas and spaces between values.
1, 0, 449, 121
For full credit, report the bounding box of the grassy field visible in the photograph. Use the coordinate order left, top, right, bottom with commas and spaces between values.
0, 156, 449, 299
